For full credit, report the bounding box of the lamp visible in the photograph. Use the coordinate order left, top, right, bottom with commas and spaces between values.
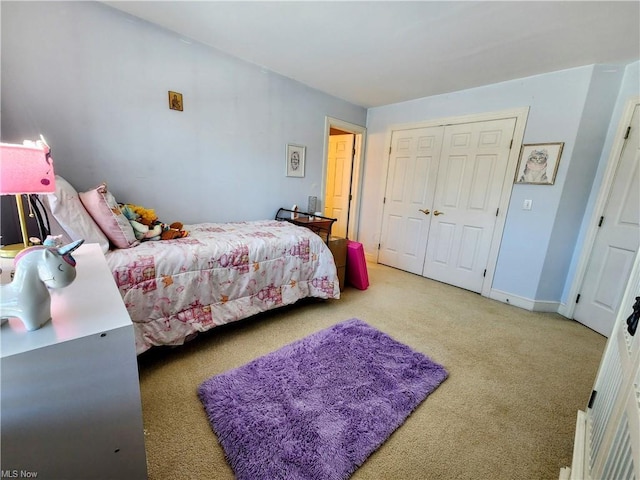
0, 137, 56, 258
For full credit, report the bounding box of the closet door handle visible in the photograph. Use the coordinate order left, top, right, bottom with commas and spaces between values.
419, 208, 430, 215
433, 210, 444, 216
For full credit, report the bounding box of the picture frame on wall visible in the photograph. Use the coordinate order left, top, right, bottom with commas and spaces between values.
286, 144, 306, 177
515, 142, 564, 185
168, 91, 183, 111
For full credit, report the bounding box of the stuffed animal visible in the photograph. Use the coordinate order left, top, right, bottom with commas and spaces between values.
161, 222, 188, 240
133, 220, 163, 241
121, 204, 163, 241
122, 204, 188, 242
128, 204, 158, 226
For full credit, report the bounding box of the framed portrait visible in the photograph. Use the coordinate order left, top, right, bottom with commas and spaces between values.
286, 144, 306, 177
168, 91, 183, 111
515, 142, 564, 185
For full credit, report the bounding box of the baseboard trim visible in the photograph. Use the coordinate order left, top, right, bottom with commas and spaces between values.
532, 299, 562, 313
557, 302, 571, 318
366, 267, 564, 313
489, 289, 561, 312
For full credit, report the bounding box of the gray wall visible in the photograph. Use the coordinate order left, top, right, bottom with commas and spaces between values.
562, 61, 640, 304
535, 66, 624, 301
1, 1, 366, 225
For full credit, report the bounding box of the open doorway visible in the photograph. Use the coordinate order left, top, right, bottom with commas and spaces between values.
322, 117, 366, 240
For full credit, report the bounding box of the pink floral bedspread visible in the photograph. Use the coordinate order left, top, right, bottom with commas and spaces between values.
105, 220, 340, 354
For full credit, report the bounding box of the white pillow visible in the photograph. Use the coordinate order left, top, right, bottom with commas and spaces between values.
41, 205, 73, 244
41, 176, 110, 253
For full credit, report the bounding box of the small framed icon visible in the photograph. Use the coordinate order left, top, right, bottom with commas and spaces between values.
168, 91, 183, 112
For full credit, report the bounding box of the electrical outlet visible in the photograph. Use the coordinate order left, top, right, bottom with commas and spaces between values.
523, 199, 532, 210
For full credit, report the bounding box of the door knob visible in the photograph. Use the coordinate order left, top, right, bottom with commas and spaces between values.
419, 208, 430, 215
433, 210, 444, 216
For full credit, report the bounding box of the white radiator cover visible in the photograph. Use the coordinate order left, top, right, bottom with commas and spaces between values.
565, 250, 640, 480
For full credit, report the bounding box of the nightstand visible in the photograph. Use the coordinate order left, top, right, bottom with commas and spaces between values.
275, 208, 336, 244
1, 243, 147, 479
328, 236, 347, 290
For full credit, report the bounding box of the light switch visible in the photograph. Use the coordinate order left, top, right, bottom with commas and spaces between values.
523, 199, 532, 210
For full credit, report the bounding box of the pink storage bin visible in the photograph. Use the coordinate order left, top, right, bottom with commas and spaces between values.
346, 240, 369, 290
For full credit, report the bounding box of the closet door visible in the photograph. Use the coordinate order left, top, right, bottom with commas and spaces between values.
422, 119, 516, 293
378, 126, 443, 274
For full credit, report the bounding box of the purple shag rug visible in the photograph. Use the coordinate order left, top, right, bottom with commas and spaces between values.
198, 318, 448, 480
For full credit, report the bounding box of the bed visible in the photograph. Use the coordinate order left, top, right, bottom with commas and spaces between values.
106, 220, 339, 354
40, 177, 340, 354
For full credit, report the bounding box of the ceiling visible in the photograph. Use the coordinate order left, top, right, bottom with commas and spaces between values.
103, 1, 640, 108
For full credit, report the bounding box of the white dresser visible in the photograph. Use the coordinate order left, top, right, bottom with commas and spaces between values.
1, 243, 147, 479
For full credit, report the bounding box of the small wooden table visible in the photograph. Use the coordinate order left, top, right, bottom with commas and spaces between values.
275, 208, 337, 244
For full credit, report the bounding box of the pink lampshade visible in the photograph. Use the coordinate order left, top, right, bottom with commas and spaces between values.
0, 141, 56, 194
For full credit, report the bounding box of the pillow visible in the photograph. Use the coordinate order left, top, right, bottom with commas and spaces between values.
40, 176, 110, 253
41, 202, 73, 245
79, 183, 139, 249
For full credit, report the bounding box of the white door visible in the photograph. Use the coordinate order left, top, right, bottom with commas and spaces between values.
574, 104, 640, 337
423, 119, 516, 292
324, 134, 354, 238
378, 126, 444, 274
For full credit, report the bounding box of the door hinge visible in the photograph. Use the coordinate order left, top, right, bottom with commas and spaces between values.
598, 216, 604, 227
389, 146, 392, 155
483, 269, 486, 277
383, 197, 386, 204
349, 194, 352, 201
378, 243, 381, 250
576, 294, 581, 304
624, 126, 631, 139
588, 390, 597, 409
509, 139, 513, 149
496, 208, 499, 216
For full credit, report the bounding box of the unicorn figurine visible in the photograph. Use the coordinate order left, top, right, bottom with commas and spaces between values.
0, 239, 84, 331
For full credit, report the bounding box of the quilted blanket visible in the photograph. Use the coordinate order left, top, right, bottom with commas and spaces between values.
105, 220, 339, 354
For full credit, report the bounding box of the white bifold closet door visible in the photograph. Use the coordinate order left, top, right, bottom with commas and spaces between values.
379, 118, 515, 293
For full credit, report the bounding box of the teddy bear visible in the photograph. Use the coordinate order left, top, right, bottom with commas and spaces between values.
161, 222, 188, 240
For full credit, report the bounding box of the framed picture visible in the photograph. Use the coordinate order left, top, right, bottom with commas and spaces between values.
286, 144, 306, 177
515, 142, 564, 185
168, 91, 183, 111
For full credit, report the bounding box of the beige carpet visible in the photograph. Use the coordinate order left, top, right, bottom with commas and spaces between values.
138, 262, 606, 480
